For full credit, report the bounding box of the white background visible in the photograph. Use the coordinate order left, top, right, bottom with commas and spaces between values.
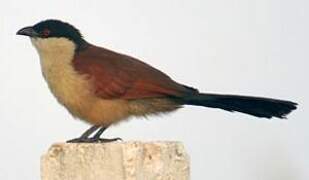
0, 0, 307, 179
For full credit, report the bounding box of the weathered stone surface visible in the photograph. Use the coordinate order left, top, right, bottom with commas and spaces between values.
41, 141, 190, 180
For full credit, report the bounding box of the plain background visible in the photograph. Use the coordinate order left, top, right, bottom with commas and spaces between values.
0, 0, 307, 179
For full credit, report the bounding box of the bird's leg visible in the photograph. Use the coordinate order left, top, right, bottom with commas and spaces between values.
80, 125, 101, 138
92, 126, 122, 143
67, 126, 122, 143
67, 125, 100, 143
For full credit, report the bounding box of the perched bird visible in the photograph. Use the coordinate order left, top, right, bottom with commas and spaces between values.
17, 19, 297, 143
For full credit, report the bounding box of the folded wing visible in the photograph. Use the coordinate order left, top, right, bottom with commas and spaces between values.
73, 45, 198, 100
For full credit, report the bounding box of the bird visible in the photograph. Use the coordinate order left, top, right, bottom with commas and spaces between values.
17, 19, 297, 143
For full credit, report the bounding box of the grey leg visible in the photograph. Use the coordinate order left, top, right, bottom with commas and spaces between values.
80, 125, 100, 139
92, 126, 122, 143
67, 125, 100, 143
67, 126, 122, 143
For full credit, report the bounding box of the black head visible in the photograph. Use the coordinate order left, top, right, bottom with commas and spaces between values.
17, 19, 86, 48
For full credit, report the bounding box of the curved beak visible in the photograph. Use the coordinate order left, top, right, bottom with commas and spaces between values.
16, 26, 39, 37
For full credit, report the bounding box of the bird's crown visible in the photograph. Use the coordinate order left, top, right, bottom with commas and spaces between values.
32, 19, 84, 44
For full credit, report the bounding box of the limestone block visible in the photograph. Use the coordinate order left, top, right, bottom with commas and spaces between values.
41, 141, 190, 180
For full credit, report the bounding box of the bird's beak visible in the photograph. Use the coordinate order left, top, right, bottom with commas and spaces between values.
16, 26, 39, 37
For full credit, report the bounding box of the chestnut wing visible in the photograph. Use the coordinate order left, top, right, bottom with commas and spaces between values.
73, 45, 197, 99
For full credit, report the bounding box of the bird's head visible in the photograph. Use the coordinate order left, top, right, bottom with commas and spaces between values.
17, 19, 86, 52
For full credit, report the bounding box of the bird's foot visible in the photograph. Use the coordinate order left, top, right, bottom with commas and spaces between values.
67, 137, 122, 143
97, 137, 123, 143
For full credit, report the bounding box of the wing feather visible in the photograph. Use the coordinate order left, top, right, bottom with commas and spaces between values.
73, 44, 198, 99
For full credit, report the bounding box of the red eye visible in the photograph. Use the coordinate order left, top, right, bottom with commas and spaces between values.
42, 29, 50, 37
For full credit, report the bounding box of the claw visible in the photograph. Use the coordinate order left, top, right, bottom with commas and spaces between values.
98, 137, 123, 143
67, 137, 123, 143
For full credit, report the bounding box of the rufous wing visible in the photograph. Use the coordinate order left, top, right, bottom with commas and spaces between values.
73, 44, 198, 100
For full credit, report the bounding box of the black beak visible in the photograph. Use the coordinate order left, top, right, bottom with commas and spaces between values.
16, 26, 39, 37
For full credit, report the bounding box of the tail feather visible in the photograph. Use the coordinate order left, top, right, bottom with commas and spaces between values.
182, 93, 297, 119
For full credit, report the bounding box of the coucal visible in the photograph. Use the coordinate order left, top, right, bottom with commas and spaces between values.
17, 19, 297, 143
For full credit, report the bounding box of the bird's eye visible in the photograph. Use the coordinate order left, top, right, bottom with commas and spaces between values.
42, 29, 51, 37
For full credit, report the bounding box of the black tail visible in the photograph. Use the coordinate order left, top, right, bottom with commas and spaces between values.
182, 93, 297, 119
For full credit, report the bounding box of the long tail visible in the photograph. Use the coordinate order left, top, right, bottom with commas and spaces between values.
182, 93, 297, 118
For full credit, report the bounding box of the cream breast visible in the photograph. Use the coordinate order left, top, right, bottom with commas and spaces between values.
31, 38, 95, 117
30, 37, 130, 126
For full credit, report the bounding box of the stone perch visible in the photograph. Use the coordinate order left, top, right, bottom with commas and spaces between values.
41, 141, 190, 180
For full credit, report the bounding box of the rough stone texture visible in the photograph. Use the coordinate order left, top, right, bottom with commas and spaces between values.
41, 141, 190, 180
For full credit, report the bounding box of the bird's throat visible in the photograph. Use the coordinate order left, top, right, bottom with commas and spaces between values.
31, 37, 93, 113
